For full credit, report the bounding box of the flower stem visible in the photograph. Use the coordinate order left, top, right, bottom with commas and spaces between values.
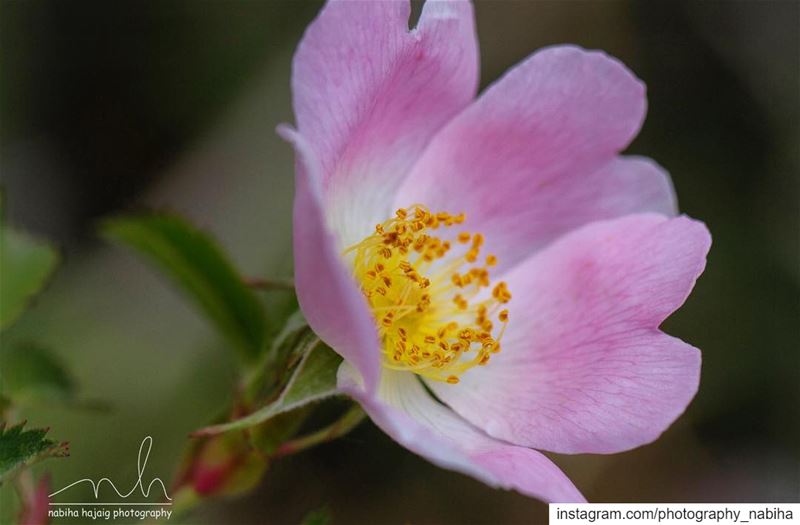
272, 405, 366, 458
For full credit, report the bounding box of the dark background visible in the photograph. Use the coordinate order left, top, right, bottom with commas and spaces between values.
1, 1, 798, 523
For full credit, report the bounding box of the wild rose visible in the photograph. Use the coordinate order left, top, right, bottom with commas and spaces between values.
280, 0, 710, 503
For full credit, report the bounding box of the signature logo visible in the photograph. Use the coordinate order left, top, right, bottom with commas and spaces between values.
49, 436, 172, 505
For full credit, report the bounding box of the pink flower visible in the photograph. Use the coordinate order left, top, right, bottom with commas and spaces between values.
280, 0, 710, 503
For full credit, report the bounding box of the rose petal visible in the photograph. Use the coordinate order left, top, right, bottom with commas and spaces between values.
339, 364, 586, 503
396, 45, 671, 272
292, 0, 479, 249
281, 126, 381, 392
430, 214, 710, 454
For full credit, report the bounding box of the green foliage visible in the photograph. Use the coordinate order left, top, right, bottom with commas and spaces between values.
0, 422, 68, 483
0, 343, 75, 404
101, 213, 267, 362
197, 340, 342, 436
0, 211, 59, 330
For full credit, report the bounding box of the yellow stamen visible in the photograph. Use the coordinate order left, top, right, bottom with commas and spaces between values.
344, 205, 512, 383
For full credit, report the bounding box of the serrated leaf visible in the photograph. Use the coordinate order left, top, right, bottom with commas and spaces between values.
0, 422, 68, 482
0, 343, 76, 404
101, 214, 266, 361
196, 341, 342, 436
0, 219, 59, 330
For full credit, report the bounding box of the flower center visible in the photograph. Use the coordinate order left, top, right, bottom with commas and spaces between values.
344, 205, 511, 384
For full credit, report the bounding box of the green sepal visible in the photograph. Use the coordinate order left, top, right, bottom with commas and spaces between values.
196, 340, 342, 436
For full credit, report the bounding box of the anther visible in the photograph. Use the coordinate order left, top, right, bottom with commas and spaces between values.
345, 204, 511, 385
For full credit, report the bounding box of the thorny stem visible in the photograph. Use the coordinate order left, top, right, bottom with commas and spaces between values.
272, 405, 366, 458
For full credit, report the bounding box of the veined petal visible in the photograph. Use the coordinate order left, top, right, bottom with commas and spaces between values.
430, 214, 710, 454
282, 126, 381, 392
339, 364, 586, 503
396, 45, 671, 273
292, 0, 479, 249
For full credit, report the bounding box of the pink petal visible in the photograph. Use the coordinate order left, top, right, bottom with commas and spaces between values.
339, 364, 586, 503
430, 214, 711, 454
292, 0, 478, 248
395, 45, 671, 272
282, 126, 381, 392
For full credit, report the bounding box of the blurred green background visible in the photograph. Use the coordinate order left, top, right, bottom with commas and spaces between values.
1, 1, 798, 523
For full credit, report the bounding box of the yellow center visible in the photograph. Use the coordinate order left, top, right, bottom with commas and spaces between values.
344, 205, 511, 384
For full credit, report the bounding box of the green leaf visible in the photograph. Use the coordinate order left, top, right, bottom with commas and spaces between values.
0, 343, 75, 404
101, 214, 267, 361
0, 422, 69, 483
0, 218, 59, 330
195, 340, 342, 436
